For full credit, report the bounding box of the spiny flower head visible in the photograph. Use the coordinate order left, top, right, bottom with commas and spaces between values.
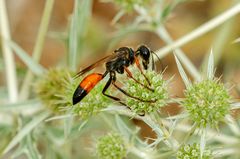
124, 70, 169, 115
115, 0, 150, 11
71, 78, 110, 119
35, 68, 74, 113
97, 133, 127, 159
35, 68, 110, 118
177, 143, 212, 159
183, 79, 231, 128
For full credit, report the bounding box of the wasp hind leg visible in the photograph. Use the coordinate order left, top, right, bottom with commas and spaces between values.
102, 75, 127, 107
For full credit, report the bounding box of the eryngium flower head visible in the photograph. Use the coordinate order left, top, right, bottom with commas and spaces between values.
125, 70, 169, 115
177, 143, 212, 159
35, 68, 110, 118
35, 68, 74, 113
183, 79, 231, 128
97, 133, 127, 159
71, 79, 110, 119
114, 0, 150, 11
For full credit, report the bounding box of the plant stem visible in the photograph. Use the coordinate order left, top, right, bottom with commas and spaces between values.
156, 26, 201, 81
0, 0, 18, 103
129, 146, 153, 159
162, 119, 238, 145
19, 0, 54, 100
155, 3, 240, 58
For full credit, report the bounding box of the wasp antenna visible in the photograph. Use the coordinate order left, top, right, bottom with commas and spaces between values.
152, 51, 164, 72
151, 52, 155, 71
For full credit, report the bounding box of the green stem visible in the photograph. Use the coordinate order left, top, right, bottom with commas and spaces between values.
19, 0, 55, 100
0, 0, 18, 103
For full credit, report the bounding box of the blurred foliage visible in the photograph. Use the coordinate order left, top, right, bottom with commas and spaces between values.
0, 0, 240, 158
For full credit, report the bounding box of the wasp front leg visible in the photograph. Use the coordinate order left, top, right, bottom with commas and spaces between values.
124, 67, 154, 92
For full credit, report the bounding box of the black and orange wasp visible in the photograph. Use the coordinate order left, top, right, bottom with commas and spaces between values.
72, 45, 161, 107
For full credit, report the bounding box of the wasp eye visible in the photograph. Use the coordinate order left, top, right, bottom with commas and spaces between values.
138, 45, 150, 60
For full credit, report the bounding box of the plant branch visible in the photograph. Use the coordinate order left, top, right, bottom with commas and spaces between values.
155, 3, 240, 59
19, 0, 54, 100
156, 26, 201, 81
0, 0, 18, 103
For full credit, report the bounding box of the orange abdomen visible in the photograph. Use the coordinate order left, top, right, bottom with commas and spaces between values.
80, 73, 103, 93
72, 73, 103, 105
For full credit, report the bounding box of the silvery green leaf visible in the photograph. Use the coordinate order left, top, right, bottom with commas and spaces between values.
225, 115, 240, 136
166, 113, 189, 120
200, 128, 207, 158
230, 102, 240, 109
45, 114, 75, 122
115, 115, 132, 140
232, 37, 240, 43
207, 49, 214, 80
174, 54, 191, 88
78, 120, 88, 131
64, 113, 73, 139
3, 112, 49, 154
25, 135, 41, 159
0, 99, 41, 111
68, 0, 92, 71
9, 41, 45, 75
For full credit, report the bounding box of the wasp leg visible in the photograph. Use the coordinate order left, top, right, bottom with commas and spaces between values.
124, 67, 154, 92
111, 71, 156, 103
102, 74, 127, 106
135, 57, 151, 86
112, 79, 156, 103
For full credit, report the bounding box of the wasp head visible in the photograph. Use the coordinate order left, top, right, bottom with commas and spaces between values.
136, 45, 151, 70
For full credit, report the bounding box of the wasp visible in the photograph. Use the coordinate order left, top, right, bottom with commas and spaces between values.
72, 45, 160, 106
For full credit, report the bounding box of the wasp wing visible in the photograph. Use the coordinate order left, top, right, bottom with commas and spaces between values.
74, 51, 128, 79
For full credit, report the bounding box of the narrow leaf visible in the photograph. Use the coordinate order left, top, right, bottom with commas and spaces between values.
225, 115, 240, 136
9, 41, 45, 75
45, 114, 75, 122
207, 49, 214, 80
200, 128, 207, 158
232, 37, 240, 43
0, 99, 41, 111
230, 102, 240, 109
115, 115, 132, 139
64, 113, 73, 139
26, 135, 41, 159
174, 54, 191, 88
78, 120, 88, 131
68, 0, 92, 71
3, 112, 49, 154
166, 113, 189, 120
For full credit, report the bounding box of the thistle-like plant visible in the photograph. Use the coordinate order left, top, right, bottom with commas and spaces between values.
175, 52, 231, 129
96, 132, 127, 159
124, 69, 170, 115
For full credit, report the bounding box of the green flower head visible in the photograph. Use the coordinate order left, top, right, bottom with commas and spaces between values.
35, 68, 74, 113
124, 70, 169, 115
97, 133, 127, 159
71, 78, 110, 119
114, 0, 150, 11
35, 68, 110, 118
177, 143, 212, 159
183, 79, 231, 128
